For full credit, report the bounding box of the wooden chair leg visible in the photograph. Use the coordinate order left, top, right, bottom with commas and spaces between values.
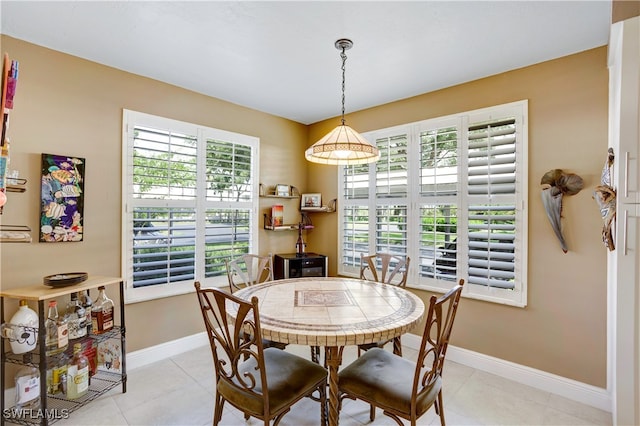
437, 390, 445, 426
319, 382, 327, 426
213, 394, 225, 426
369, 403, 376, 421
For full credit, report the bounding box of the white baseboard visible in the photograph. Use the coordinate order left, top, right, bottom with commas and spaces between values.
6, 333, 609, 414
127, 332, 612, 413
402, 334, 611, 413
126, 331, 209, 371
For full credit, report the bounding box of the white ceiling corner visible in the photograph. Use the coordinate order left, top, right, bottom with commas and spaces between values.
0, 1, 612, 125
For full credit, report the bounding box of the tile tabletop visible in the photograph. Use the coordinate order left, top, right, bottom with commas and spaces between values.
231, 276, 425, 347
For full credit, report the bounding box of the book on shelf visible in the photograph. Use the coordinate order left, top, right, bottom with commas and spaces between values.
272, 205, 284, 226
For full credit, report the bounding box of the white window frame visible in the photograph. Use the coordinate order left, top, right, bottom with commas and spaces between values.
121, 110, 259, 304
338, 100, 528, 307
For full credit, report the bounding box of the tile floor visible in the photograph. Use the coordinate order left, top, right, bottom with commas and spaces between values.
44, 344, 612, 426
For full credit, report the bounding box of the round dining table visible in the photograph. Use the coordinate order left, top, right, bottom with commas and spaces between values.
230, 276, 425, 426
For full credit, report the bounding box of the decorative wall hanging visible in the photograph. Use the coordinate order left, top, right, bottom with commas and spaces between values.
593, 148, 616, 251
40, 153, 85, 242
540, 169, 584, 253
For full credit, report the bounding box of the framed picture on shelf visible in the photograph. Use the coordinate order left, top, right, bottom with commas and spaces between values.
275, 184, 290, 197
301, 193, 322, 209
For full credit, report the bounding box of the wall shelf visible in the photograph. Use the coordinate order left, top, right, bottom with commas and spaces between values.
260, 195, 299, 199
301, 198, 337, 213
6, 178, 27, 193
263, 214, 314, 231
259, 183, 300, 198
0, 179, 31, 242
0, 224, 32, 243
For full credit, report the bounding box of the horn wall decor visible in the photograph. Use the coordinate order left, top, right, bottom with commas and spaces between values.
593, 148, 616, 251
540, 169, 584, 253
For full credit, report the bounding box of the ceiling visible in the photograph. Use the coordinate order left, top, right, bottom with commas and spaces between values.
1, 1, 612, 125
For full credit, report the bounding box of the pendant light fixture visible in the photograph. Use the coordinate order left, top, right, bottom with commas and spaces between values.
305, 39, 380, 165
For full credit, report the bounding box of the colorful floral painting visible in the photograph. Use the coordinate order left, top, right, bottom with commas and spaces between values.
40, 153, 85, 242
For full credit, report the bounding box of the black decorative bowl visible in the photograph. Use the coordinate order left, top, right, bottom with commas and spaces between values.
43, 272, 88, 288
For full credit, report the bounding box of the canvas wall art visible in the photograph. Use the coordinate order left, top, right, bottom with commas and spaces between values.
40, 153, 85, 242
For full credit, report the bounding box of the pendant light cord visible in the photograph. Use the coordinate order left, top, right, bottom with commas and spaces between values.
340, 47, 347, 126
305, 38, 379, 165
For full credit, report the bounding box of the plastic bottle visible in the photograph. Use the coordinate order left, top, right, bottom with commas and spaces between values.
45, 300, 68, 356
14, 353, 40, 410
91, 286, 114, 334
7, 300, 38, 354
67, 343, 89, 399
65, 293, 86, 340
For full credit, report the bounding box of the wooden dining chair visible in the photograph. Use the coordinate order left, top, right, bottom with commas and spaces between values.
358, 252, 411, 356
194, 282, 328, 426
338, 279, 464, 426
226, 253, 273, 293
225, 253, 288, 351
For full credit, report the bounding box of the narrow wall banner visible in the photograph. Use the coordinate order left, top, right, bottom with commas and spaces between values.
40, 153, 85, 242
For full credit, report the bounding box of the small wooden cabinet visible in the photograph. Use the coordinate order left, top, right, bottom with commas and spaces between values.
273, 253, 328, 279
1, 276, 126, 425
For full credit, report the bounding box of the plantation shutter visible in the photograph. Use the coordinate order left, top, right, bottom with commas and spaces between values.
418, 125, 460, 280
131, 126, 198, 287
466, 118, 517, 289
125, 112, 258, 295
341, 162, 370, 267
375, 135, 408, 256
203, 138, 254, 277
338, 101, 527, 307
205, 139, 253, 202
376, 134, 408, 198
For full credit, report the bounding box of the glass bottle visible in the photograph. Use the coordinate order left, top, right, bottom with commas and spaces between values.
45, 300, 68, 356
14, 353, 40, 410
91, 286, 114, 334
46, 352, 69, 395
67, 343, 89, 399
296, 223, 305, 255
65, 293, 87, 340
79, 290, 93, 334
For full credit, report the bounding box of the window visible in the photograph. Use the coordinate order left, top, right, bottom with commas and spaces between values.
122, 110, 259, 303
339, 101, 528, 307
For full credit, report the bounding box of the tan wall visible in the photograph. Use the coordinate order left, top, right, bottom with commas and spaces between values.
613, 0, 640, 23
307, 47, 609, 387
0, 35, 608, 389
0, 36, 308, 357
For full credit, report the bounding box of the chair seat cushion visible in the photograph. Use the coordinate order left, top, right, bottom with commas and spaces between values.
219, 347, 327, 417
338, 347, 441, 417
